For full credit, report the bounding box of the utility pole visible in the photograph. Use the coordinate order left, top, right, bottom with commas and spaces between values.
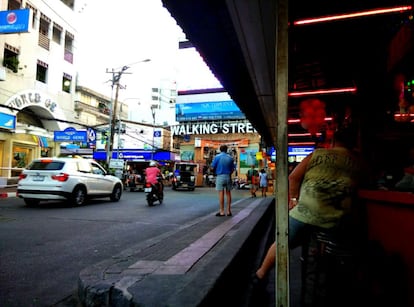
105, 59, 151, 166
151, 104, 157, 161
106, 66, 129, 166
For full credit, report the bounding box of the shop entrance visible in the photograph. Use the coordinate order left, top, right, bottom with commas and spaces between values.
12, 145, 34, 177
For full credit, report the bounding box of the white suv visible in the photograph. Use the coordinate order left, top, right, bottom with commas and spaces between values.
17, 157, 123, 207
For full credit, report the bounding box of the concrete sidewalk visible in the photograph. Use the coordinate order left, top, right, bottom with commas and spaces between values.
78, 196, 286, 307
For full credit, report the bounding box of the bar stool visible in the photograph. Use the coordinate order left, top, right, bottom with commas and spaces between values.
300, 229, 357, 307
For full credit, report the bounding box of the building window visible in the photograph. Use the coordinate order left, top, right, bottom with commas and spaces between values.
52, 23, 62, 44
36, 60, 48, 83
25, 3, 37, 29
64, 32, 74, 63
39, 14, 50, 35
3, 45, 19, 73
39, 14, 50, 50
62, 73, 71, 93
8, 0, 21, 10
60, 0, 74, 10
98, 102, 110, 115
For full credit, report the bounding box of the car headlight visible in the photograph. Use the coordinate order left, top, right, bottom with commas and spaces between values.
190, 176, 195, 181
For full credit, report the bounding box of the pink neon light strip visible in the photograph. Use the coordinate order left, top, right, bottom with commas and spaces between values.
287, 117, 333, 124
288, 142, 316, 146
288, 87, 357, 97
288, 133, 322, 137
294, 5, 412, 25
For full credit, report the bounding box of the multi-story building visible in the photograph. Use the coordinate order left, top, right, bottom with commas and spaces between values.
0, 0, 80, 178
0, 1, 176, 183
150, 79, 178, 126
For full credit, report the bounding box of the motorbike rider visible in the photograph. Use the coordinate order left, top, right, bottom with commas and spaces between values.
145, 160, 163, 192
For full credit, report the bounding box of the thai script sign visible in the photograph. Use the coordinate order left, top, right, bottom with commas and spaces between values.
54, 127, 87, 142
0, 9, 30, 34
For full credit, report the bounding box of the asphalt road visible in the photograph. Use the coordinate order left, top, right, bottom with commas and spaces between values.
0, 186, 251, 307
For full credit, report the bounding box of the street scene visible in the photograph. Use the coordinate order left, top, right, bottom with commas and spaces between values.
0, 188, 257, 306
1, 0, 414, 306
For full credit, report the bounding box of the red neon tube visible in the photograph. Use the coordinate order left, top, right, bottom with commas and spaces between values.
288, 87, 357, 97
294, 5, 412, 25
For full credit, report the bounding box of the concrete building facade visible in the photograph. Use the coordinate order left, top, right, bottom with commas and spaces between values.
0, 0, 80, 179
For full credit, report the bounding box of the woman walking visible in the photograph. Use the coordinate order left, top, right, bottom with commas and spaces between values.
259, 168, 268, 197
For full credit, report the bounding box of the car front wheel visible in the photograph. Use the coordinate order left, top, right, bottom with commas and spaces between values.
70, 186, 87, 206
110, 184, 122, 202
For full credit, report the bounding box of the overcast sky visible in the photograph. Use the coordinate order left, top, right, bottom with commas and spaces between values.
76, 0, 222, 113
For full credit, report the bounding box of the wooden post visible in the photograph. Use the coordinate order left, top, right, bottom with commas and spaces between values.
275, 0, 290, 306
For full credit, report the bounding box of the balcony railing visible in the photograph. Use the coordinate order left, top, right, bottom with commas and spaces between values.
38, 33, 50, 50
75, 100, 129, 120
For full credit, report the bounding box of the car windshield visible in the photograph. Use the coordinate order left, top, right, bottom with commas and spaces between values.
28, 161, 65, 171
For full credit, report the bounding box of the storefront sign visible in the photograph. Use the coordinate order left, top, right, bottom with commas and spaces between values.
171, 122, 256, 135
0, 9, 30, 34
54, 127, 87, 142
93, 150, 173, 161
200, 138, 249, 148
7, 90, 58, 113
0, 112, 16, 129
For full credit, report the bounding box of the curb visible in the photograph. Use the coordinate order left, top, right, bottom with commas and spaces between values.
0, 192, 17, 198
78, 197, 276, 307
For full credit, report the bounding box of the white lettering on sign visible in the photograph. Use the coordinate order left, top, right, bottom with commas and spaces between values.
171, 122, 256, 135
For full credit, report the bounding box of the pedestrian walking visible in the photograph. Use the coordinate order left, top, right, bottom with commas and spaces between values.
247, 164, 259, 197
259, 168, 268, 197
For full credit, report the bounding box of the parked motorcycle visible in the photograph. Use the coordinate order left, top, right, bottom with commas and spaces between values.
144, 178, 164, 206
233, 177, 249, 190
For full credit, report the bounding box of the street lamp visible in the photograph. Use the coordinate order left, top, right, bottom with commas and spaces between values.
105, 59, 150, 166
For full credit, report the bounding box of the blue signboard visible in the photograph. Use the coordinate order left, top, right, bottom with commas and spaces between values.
86, 127, 96, 148
288, 146, 315, 156
54, 127, 87, 142
93, 150, 173, 161
268, 147, 276, 162
175, 100, 245, 122
0, 112, 16, 129
0, 9, 30, 34
267, 146, 315, 162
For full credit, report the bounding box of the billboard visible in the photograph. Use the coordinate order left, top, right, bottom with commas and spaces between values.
176, 100, 245, 121
0, 9, 30, 34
